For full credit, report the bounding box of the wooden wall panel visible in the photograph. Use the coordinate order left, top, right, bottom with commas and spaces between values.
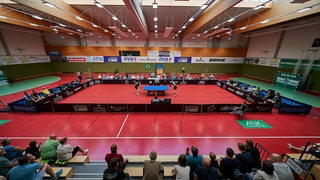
45, 46, 247, 57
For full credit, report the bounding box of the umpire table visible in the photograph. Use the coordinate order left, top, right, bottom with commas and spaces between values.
143, 85, 169, 96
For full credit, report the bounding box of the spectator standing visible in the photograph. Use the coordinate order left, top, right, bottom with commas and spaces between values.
245, 140, 261, 170
186, 146, 203, 180
236, 143, 253, 174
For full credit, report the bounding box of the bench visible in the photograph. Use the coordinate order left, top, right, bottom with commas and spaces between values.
124, 166, 173, 177
44, 167, 74, 178
125, 155, 225, 163
37, 155, 89, 164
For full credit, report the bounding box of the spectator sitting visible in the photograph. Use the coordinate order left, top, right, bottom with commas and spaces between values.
0, 146, 18, 178
253, 87, 261, 97
194, 157, 218, 180
151, 96, 160, 104
235, 143, 253, 174
252, 160, 279, 180
263, 90, 275, 100
246, 85, 254, 94
56, 137, 88, 163
150, 72, 156, 78
226, 79, 232, 86
109, 75, 114, 80
209, 152, 218, 168
105, 144, 128, 170
186, 146, 203, 180
232, 102, 248, 116
102, 74, 107, 80
245, 139, 261, 170
232, 81, 239, 88
140, 74, 145, 80
172, 154, 190, 180
25, 140, 42, 159
142, 151, 163, 180
42, 87, 51, 97
103, 157, 129, 180
7, 154, 62, 180
24, 92, 34, 103
240, 83, 248, 91
209, 74, 215, 80
98, 74, 102, 79
268, 153, 294, 180
30, 90, 41, 101
219, 148, 240, 179
1, 138, 24, 161
41, 134, 60, 162
268, 92, 281, 108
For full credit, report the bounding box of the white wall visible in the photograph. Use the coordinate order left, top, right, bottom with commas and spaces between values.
246, 32, 281, 58
44, 33, 79, 46
0, 24, 46, 56
220, 34, 241, 48
278, 24, 320, 59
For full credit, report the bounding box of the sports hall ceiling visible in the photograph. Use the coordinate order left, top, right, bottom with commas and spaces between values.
0, 0, 319, 40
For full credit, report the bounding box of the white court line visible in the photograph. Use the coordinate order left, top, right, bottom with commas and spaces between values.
1, 136, 320, 140
116, 114, 129, 138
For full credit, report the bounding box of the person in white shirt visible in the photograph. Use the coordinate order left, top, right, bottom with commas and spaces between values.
172, 154, 190, 180
98, 74, 102, 79
56, 137, 88, 161
268, 153, 294, 180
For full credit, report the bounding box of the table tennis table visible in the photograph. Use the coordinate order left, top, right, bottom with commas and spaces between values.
143, 85, 169, 96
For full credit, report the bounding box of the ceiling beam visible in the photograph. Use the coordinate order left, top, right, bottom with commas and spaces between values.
123, 0, 150, 39
0, 6, 52, 32
181, 0, 243, 39
232, 0, 320, 35
10, 0, 112, 38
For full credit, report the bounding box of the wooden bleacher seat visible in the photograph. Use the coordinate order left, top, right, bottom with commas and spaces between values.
124, 166, 173, 177
286, 153, 320, 160
67, 155, 89, 163
125, 154, 225, 163
44, 167, 74, 178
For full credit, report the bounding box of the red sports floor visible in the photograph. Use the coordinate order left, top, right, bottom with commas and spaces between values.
0, 74, 319, 160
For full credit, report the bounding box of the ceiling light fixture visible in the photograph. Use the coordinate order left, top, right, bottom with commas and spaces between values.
260, 19, 270, 24
92, 23, 98, 27
75, 16, 83, 21
155, 30, 158, 33
197, 34, 201, 37
58, 23, 66, 27
112, 16, 118, 21
239, 26, 247, 30
178, 30, 181, 33
42, 0, 55, 8
154, 17, 158, 21
135, 36, 138, 38
227, 17, 235, 22
68, 32, 73, 35
60, 36, 65, 38
128, 29, 131, 32
297, 7, 312, 13
28, 22, 39, 27
32, 15, 44, 20
200, 4, 208, 10
121, 24, 126, 28
214, 25, 219, 29
154, 24, 158, 28
253, 5, 265, 10
94, 0, 104, 8
152, 0, 158, 9
189, 17, 195, 22
0, 15, 7, 19
182, 25, 186, 29
104, 29, 108, 32
76, 29, 82, 32
204, 30, 208, 33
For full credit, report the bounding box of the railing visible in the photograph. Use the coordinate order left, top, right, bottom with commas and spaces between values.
255, 142, 271, 161
299, 142, 320, 171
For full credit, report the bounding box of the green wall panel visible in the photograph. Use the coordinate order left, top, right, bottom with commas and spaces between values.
309, 71, 320, 92
1, 63, 53, 80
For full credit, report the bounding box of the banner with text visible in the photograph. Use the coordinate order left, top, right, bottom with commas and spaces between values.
0, 56, 50, 65
104, 56, 121, 63
148, 51, 181, 58
191, 57, 244, 64
174, 57, 192, 63
279, 59, 320, 71
258, 58, 280, 67
85, 56, 104, 63
65, 56, 86, 62
121, 56, 174, 63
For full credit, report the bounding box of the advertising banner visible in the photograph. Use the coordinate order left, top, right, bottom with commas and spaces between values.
258, 58, 280, 67
275, 72, 301, 89
85, 56, 104, 62
174, 57, 192, 63
0, 56, 50, 65
65, 56, 86, 62
121, 56, 174, 63
191, 57, 244, 64
148, 51, 181, 58
104, 56, 121, 63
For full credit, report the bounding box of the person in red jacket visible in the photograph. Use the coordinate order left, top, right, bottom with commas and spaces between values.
105, 144, 128, 170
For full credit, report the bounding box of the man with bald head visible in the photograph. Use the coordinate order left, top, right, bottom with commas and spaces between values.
41, 134, 60, 161
194, 157, 217, 180
105, 144, 128, 170
269, 153, 294, 180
